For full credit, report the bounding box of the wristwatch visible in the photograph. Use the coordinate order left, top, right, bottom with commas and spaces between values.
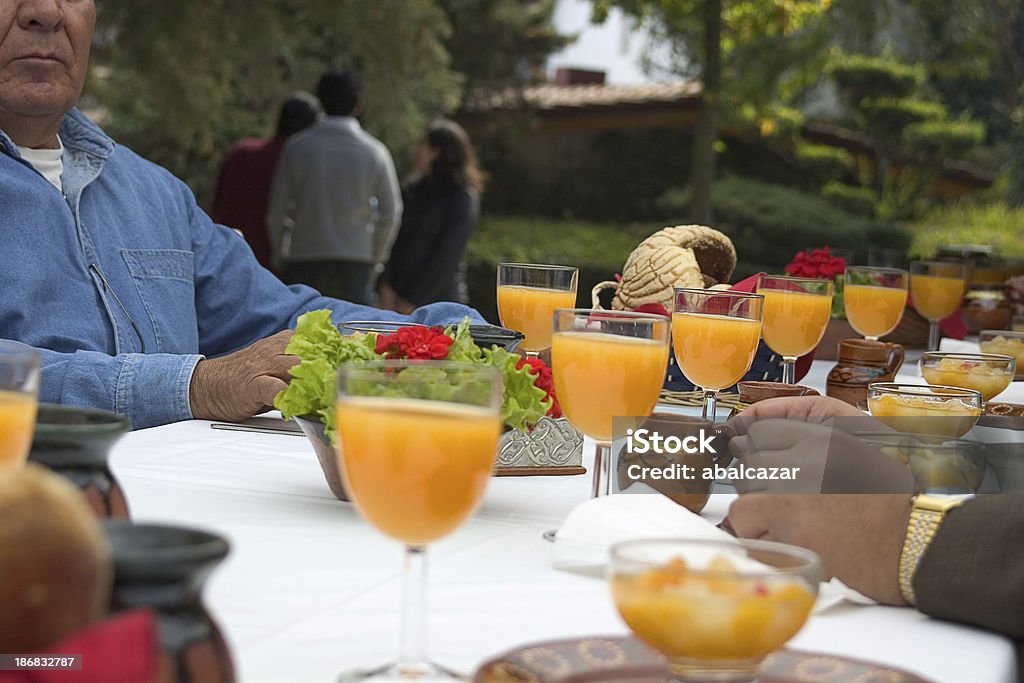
898, 494, 967, 605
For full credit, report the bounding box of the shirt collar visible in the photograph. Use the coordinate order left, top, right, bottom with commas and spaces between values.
322, 116, 361, 133
59, 108, 115, 159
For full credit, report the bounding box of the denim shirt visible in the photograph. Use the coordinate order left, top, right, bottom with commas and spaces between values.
0, 109, 483, 429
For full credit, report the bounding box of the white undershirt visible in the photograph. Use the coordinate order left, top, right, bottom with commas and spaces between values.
16, 137, 65, 192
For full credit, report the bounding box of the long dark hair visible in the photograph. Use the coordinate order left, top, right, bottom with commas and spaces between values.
423, 120, 486, 194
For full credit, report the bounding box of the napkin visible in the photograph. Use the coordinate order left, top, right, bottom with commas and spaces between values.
552, 495, 876, 612
939, 338, 981, 353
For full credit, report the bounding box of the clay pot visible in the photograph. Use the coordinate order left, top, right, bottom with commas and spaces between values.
729, 381, 819, 418
104, 522, 234, 683
962, 284, 1013, 333
826, 339, 905, 408
616, 414, 733, 514
29, 404, 131, 519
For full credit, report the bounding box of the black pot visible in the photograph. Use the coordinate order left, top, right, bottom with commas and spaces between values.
29, 404, 131, 519
104, 521, 234, 683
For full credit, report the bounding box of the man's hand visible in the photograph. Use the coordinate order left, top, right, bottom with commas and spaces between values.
728, 493, 912, 605
189, 331, 299, 422
738, 395, 866, 420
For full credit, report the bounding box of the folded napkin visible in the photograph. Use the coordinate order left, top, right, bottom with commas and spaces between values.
552, 495, 875, 612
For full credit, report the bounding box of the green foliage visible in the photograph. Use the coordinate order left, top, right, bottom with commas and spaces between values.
858, 98, 947, 138
88, 0, 565, 199
794, 143, 856, 183
902, 121, 987, 161
826, 53, 923, 101
822, 181, 877, 217
908, 203, 1024, 259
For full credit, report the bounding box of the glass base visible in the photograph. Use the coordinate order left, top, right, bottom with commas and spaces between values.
667, 657, 759, 682
338, 660, 465, 682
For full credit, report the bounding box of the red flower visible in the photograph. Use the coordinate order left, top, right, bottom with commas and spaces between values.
784, 246, 846, 280
375, 326, 453, 360
516, 356, 562, 419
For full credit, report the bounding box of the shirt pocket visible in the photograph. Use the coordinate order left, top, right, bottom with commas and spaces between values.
121, 249, 198, 353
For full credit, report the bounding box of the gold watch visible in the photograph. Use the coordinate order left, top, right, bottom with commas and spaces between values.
898, 494, 966, 605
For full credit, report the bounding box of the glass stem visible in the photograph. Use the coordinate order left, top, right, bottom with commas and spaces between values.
702, 390, 717, 421
928, 320, 940, 352
592, 442, 613, 498
399, 545, 428, 675
781, 357, 796, 385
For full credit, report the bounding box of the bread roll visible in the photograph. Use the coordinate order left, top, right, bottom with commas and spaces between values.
0, 464, 112, 651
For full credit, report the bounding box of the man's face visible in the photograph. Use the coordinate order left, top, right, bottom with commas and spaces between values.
0, 0, 95, 126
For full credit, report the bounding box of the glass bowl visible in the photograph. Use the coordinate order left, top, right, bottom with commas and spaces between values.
979, 330, 1024, 380
867, 383, 983, 438
610, 538, 820, 683
919, 352, 1015, 402
855, 432, 987, 494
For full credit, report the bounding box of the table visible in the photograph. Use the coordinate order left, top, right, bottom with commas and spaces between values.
109, 359, 1020, 683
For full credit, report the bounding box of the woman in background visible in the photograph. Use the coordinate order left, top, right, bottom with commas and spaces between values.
378, 120, 485, 312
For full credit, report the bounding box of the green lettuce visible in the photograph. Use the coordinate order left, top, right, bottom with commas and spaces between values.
482, 347, 552, 431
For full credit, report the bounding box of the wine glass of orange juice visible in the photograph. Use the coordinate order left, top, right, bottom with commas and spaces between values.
335, 361, 503, 681
673, 289, 764, 421
551, 310, 670, 497
756, 275, 833, 384
843, 266, 909, 341
0, 342, 40, 468
497, 263, 578, 355
909, 261, 966, 351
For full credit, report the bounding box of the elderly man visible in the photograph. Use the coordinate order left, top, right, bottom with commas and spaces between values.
0, 0, 479, 429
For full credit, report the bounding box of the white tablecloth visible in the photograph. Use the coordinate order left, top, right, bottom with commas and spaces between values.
109, 358, 1020, 683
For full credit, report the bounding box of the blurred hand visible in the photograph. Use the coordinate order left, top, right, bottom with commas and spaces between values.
189, 331, 299, 422
727, 493, 911, 605
377, 281, 415, 314
737, 395, 866, 420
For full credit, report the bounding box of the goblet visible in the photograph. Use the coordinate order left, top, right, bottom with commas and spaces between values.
672, 289, 764, 420
335, 360, 503, 680
909, 261, 966, 351
843, 266, 908, 341
611, 538, 820, 683
0, 341, 40, 468
497, 263, 578, 355
756, 275, 833, 384
551, 309, 670, 498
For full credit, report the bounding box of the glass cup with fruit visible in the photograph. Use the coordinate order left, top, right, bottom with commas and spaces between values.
755, 275, 833, 384
920, 352, 1015, 404
610, 538, 821, 683
496, 263, 578, 356
551, 309, 671, 498
844, 266, 909, 341
979, 330, 1024, 381
867, 382, 983, 439
909, 261, 966, 351
0, 342, 40, 468
335, 361, 503, 681
673, 289, 764, 420
856, 433, 987, 495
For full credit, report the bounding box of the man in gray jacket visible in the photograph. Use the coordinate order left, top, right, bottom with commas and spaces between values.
267, 70, 402, 304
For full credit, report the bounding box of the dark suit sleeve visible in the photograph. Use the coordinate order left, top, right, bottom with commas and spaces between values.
913, 495, 1024, 639
405, 189, 478, 306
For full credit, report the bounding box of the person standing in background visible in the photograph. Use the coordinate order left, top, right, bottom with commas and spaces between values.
210, 92, 321, 275
267, 70, 402, 304
378, 120, 484, 313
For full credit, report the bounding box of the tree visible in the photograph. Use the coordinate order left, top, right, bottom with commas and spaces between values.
593, 0, 830, 223
87, 1, 567, 200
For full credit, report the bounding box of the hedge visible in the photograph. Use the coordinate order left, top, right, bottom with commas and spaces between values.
465, 177, 908, 320
908, 203, 1024, 259
826, 54, 923, 101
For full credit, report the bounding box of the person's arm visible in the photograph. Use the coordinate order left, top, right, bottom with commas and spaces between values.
397, 190, 478, 307
31, 344, 201, 430
913, 496, 1024, 639
265, 144, 295, 271
371, 150, 402, 265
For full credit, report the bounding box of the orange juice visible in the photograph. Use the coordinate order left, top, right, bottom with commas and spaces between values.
496, 285, 576, 351
336, 397, 500, 546
844, 284, 907, 338
0, 390, 37, 467
671, 314, 762, 390
910, 274, 964, 321
551, 332, 668, 441
757, 289, 832, 358
612, 558, 815, 661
